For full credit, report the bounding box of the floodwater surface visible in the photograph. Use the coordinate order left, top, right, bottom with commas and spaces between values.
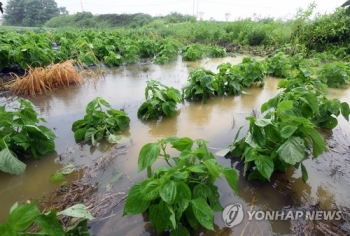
0, 55, 350, 235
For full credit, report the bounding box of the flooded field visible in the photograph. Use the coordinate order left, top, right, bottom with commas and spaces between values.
1, 55, 350, 235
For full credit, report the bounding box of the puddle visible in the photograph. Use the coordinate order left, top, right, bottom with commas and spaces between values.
0, 55, 350, 235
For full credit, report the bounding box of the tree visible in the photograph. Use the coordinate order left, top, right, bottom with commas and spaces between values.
342, 0, 350, 13
0, 2, 3, 14
3, 0, 68, 26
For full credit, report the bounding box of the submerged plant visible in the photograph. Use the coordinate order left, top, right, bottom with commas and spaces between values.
72, 97, 130, 145
0, 201, 93, 235
239, 57, 266, 87
182, 68, 216, 103
220, 68, 350, 182
0, 99, 56, 175
212, 62, 243, 96
182, 44, 205, 61
266, 52, 291, 78
137, 80, 182, 120
317, 62, 350, 88
123, 136, 239, 235
208, 45, 226, 58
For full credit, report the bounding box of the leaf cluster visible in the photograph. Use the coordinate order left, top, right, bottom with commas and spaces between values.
72, 97, 130, 145
0, 99, 56, 175
183, 58, 266, 102
123, 136, 238, 235
137, 80, 182, 120
317, 61, 350, 88
225, 68, 350, 182
0, 201, 92, 235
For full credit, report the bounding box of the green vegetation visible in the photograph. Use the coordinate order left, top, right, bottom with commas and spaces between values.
0, 201, 93, 235
0, 99, 56, 175
182, 68, 216, 103
123, 136, 238, 235
266, 52, 292, 78
317, 62, 350, 88
2, 0, 67, 27
72, 97, 130, 145
137, 80, 182, 120
221, 68, 350, 181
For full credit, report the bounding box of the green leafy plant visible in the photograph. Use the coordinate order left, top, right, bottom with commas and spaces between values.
266, 52, 292, 78
220, 68, 349, 182
0, 99, 56, 175
72, 97, 130, 145
103, 51, 123, 67
137, 80, 182, 120
182, 44, 205, 61
0, 201, 93, 235
123, 136, 239, 235
212, 62, 243, 96
208, 45, 226, 58
182, 68, 216, 103
317, 62, 350, 88
239, 57, 266, 87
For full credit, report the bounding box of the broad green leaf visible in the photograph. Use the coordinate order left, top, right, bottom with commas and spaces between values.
341, 102, 350, 121
74, 128, 87, 141
222, 167, 239, 195
280, 125, 298, 139
184, 205, 199, 230
171, 137, 194, 151
160, 180, 177, 204
203, 159, 221, 179
98, 98, 112, 108
49, 172, 65, 183
176, 181, 191, 201
250, 124, 266, 147
190, 198, 214, 231
0, 148, 26, 175
123, 183, 150, 215
302, 127, 326, 158
0, 224, 15, 235
187, 164, 207, 174
277, 100, 294, 112
7, 201, 40, 232
255, 155, 274, 180
35, 210, 65, 236
149, 202, 172, 233
254, 119, 272, 127
193, 184, 211, 199
277, 137, 305, 165
301, 162, 308, 182
141, 179, 163, 201
161, 101, 177, 117
84, 128, 97, 142
65, 219, 90, 236
207, 184, 224, 211
299, 94, 319, 113
138, 143, 161, 171
245, 131, 259, 148
58, 204, 94, 220
323, 116, 338, 129
170, 225, 190, 236
167, 204, 177, 229
11, 133, 30, 150
172, 170, 189, 180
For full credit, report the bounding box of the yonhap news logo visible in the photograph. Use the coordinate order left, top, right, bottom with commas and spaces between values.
222, 203, 342, 228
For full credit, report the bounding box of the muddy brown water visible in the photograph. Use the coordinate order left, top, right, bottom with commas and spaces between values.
1, 55, 350, 235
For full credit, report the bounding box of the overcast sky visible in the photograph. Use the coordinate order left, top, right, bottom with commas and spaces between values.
2, 0, 347, 21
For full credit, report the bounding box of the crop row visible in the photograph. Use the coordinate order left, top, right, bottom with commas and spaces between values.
0, 29, 228, 72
